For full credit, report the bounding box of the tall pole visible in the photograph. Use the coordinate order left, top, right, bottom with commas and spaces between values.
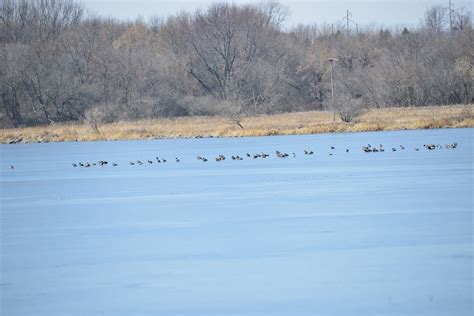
448, 0, 453, 31
328, 58, 338, 122
346, 10, 350, 32
343, 10, 354, 34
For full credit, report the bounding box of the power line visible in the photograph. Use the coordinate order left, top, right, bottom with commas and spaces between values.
342, 10, 357, 33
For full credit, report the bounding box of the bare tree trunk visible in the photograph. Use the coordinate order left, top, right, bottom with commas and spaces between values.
1, 90, 23, 127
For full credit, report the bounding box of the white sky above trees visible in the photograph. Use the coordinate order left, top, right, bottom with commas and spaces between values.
81, 0, 472, 29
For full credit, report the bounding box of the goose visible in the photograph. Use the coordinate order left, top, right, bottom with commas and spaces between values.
72, 163, 77, 167
400, 145, 405, 150
137, 160, 143, 165
129, 162, 135, 165
112, 163, 118, 166
331, 146, 335, 150
346, 149, 349, 153
148, 160, 153, 164
10, 165, 14, 169
392, 148, 397, 152
445, 142, 457, 149
176, 158, 180, 162
292, 153, 296, 158
246, 153, 251, 157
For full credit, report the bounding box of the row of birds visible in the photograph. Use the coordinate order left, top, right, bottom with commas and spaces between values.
362, 142, 457, 152
70, 142, 458, 168
72, 157, 176, 168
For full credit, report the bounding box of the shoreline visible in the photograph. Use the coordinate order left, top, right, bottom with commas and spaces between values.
1, 126, 473, 146
1, 105, 473, 144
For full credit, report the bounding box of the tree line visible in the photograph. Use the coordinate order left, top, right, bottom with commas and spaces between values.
0, 0, 472, 128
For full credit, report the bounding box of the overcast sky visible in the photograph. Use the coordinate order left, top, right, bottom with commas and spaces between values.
81, 0, 472, 28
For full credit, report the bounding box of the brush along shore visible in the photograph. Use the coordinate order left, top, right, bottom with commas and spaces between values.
1, 105, 473, 144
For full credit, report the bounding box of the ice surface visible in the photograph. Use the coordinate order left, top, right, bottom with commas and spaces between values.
1, 128, 473, 315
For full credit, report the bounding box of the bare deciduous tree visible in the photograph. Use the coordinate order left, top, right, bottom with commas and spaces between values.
425, 6, 448, 33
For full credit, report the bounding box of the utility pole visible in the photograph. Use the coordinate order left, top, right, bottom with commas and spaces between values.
343, 10, 356, 33
345, 10, 351, 32
328, 58, 338, 122
447, 0, 454, 31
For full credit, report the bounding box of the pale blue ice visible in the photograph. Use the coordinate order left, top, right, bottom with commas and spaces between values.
1, 128, 473, 315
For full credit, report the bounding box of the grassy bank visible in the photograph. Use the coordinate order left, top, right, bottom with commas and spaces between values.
1, 105, 473, 144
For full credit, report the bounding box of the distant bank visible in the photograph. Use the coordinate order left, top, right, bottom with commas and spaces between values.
1, 105, 473, 144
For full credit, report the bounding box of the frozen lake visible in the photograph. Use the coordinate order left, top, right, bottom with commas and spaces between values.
1, 128, 473, 315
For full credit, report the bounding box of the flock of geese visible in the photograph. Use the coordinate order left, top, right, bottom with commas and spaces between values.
66, 142, 458, 169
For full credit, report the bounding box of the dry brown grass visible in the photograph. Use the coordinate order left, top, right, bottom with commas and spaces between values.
1, 105, 473, 144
